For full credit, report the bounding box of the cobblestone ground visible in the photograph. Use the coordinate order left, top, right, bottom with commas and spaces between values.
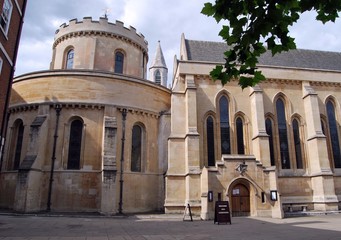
0, 214, 340, 240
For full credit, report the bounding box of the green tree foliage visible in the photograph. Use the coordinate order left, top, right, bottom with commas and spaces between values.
201, 0, 341, 88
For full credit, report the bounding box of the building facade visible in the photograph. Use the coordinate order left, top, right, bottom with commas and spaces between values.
165, 35, 341, 218
0, 17, 341, 218
0, 0, 27, 165
0, 17, 170, 214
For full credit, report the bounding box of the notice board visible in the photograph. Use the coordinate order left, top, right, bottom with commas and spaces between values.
214, 201, 231, 224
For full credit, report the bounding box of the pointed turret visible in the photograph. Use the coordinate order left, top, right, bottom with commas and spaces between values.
149, 41, 168, 87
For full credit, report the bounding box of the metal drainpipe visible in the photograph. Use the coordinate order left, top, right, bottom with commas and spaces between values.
118, 108, 127, 214
47, 104, 62, 212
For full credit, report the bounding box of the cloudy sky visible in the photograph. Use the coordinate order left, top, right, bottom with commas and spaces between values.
15, 0, 341, 83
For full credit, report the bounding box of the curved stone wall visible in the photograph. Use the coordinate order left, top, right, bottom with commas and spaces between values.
51, 17, 148, 78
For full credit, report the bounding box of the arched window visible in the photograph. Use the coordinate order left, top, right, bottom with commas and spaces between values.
67, 119, 83, 169
66, 49, 74, 69
236, 117, 244, 154
326, 100, 341, 168
155, 70, 161, 84
276, 98, 290, 169
206, 116, 215, 166
114, 51, 124, 74
292, 119, 303, 169
265, 118, 275, 166
13, 120, 24, 170
219, 96, 230, 154
131, 125, 142, 172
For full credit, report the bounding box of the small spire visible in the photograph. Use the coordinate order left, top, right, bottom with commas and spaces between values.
150, 41, 167, 68
149, 41, 168, 87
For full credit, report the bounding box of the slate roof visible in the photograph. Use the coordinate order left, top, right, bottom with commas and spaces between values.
185, 39, 341, 71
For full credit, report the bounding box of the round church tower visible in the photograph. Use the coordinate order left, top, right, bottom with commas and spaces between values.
51, 17, 148, 78
1, 17, 171, 214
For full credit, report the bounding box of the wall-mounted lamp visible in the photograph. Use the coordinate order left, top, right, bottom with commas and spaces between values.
270, 190, 278, 201
235, 161, 248, 174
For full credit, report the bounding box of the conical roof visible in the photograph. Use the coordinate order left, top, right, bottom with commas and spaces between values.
150, 41, 167, 68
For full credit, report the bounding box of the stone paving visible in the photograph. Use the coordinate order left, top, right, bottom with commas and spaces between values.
0, 213, 340, 239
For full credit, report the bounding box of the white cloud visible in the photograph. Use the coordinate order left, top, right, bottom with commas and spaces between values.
15, 0, 341, 82
290, 11, 341, 51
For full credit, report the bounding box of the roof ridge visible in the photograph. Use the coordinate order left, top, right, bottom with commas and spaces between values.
185, 38, 341, 54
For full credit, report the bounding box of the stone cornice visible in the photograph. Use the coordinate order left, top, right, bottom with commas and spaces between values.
264, 78, 301, 85
9, 103, 161, 119
191, 74, 341, 87
53, 30, 148, 55
309, 81, 341, 87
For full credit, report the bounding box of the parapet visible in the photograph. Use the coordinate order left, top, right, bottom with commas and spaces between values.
54, 17, 148, 52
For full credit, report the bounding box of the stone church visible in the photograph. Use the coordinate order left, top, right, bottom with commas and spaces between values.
0, 17, 341, 219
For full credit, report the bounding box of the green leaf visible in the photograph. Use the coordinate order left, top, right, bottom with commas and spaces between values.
201, 0, 341, 88
201, 3, 215, 16
210, 65, 224, 80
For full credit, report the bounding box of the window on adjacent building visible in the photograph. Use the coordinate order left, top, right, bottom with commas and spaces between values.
66, 49, 74, 69
155, 70, 161, 84
0, 0, 12, 34
265, 118, 275, 166
114, 51, 124, 74
276, 98, 290, 169
13, 120, 24, 170
236, 117, 245, 154
206, 116, 215, 166
219, 96, 230, 154
67, 119, 83, 169
292, 119, 303, 169
326, 100, 341, 168
131, 125, 142, 172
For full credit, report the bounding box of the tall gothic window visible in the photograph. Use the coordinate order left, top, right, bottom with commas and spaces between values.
66, 49, 74, 69
292, 119, 303, 169
236, 117, 245, 154
155, 70, 161, 84
13, 120, 24, 170
265, 118, 275, 166
206, 116, 215, 166
276, 98, 290, 169
114, 51, 124, 74
131, 125, 142, 172
67, 119, 83, 169
219, 96, 230, 154
326, 100, 341, 168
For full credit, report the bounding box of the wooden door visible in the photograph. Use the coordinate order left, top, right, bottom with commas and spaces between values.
231, 184, 250, 217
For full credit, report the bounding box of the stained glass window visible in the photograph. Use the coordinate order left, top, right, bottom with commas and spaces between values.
219, 96, 230, 154
276, 99, 290, 169
265, 118, 275, 166
13, 120, 24, 170
326, 101, 341, 168
293, 119, 303, 169
207, 116, 215, 166
66, 49, 74, 69
236, 117, 244, 154
131, 125, 142, 172
67, 120, 83, 169
115, 52, 124, 74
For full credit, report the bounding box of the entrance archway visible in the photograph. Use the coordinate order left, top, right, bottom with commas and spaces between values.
231, 183, 250, 217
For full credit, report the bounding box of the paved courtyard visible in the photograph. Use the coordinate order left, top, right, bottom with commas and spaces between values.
0, 213, 340, 240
